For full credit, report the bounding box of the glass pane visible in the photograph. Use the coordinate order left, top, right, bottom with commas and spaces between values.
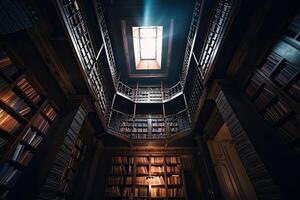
140, 28, 156, 38
140, 49, 156, 59
140, 38, 156, 49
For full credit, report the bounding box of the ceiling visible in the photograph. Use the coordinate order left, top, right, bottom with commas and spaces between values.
103, 0, 195, 85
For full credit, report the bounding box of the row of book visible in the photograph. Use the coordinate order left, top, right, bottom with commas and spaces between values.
151, 127, 165, 133
32, 114, 50, 134
16, 78, 41, 105
107, 176, 132, 185
135, 176, 165, 185
136, 157, 149, 164
150, 166, 164, 173
167, 175, 181, 185
260, 52, 299, 102
134, 187, 148, 197
166, 165, 181, 173
274, 61, 298, 87
111, 165, 132, 175
0, 78, 9, 93
106, 187, 184, 198
11, 144, 33, 166
121, 121, 148, 127
38, 106, 86, 198
150, 188, 166, 198
105, 186, 121, 197
0, 108, 20, 133
168, 188, 184, 197
106, 186, 185, 198
0, 164, 21, 188
120, 127, 148, 133
150, 157, 164, 164
0, 138, 8, 151
245, 73, 264, 99
0, 56, 18, 80
135, 177, 148, 185
42, 104, 57, 121
263, 100, 290, 123
253, 86, 275, 111
166, 157, 181, 164
1, 90, 31, 117
260, 52, 282, 77
112, 156, 134, 164
136, 166, 148, 174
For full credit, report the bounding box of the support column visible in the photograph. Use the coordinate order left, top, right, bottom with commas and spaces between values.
208, 81, 300, 199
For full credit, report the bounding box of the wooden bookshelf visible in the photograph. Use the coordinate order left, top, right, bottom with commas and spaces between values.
38, 105, 87, 199
245, 66, 300, 153
105, 154, 186, 199
105, 156, 134, 199
117, 114, 182, 139
0, 49, 59, 198
243, 13, 300, 154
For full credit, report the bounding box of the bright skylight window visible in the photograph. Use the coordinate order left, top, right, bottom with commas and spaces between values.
132, 26, 163, 70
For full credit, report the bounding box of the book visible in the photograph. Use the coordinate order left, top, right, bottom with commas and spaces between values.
0, 108, 20, 133
42, 104, 57, 121
136, 166, 148, 174
1, 90, 31, 116
16, 78, 41, 105
167, 175, 181, 185
39, 106, 86, 198
150, 187, 166, 197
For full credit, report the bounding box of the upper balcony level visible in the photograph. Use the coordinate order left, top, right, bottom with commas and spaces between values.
117, 81, 183, 103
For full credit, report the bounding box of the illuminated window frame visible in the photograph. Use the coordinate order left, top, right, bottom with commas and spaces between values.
132, 26, 163, 70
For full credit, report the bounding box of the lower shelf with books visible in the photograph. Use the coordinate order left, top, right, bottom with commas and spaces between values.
105, 154, 186, 199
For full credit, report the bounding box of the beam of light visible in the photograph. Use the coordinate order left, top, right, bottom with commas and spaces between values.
143, 0, 154, 26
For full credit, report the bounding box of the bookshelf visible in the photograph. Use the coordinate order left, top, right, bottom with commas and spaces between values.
0, 50, 59, 198
38, 105, 87, 199
245, 70, 300, 153
259, 52, 299, 102
243, 14, 300, 154
58, 0, 111, 122
105, 154, 186, 199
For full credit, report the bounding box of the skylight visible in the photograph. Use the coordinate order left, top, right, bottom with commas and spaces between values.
132, 26, 163, 70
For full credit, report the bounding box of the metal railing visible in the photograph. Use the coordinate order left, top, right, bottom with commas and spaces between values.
117, 81, 183, 103
94, 0, 119, 88
187, 0, 233, 122
187, 68, 205, 120
180, 0, 202, 86
163, 82, 183, 100
57, 0, 111, 122
198, 0, 232, 78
